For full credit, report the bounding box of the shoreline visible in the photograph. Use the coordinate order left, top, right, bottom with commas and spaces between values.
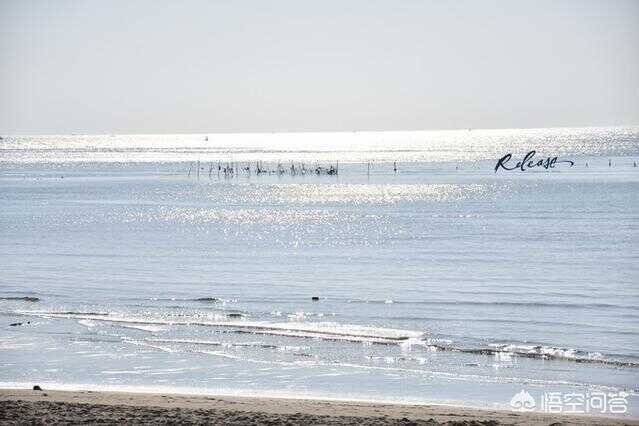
1, 388, 637, 425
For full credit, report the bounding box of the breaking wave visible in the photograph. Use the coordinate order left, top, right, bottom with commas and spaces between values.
14, 309, 639, 368
15, 310, 421, 344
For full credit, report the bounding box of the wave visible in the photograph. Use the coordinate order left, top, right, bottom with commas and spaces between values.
139, 338, 309, 354
124, 340, 634, 394
347, 299, 638, 310
140, 295, 639, 314
374, 315, 639, 335
193, 297, 222, 302
113, 323, 167, 333
146, 297, 232, 303
15, 310, 421, 344
328, 361, 632, 392
0, 296, 40, 302
15, 309, 638, 368
425, 343, 639, 368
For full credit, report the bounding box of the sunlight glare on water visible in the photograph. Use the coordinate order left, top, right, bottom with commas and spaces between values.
1, 127, 638, 413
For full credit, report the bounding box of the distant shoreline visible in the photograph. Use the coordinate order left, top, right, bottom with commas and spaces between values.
0, 388, 636, 425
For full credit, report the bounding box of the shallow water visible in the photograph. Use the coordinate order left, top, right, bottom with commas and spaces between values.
1, 127, 638, 415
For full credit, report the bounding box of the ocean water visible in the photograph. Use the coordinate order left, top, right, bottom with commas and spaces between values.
1, 127, 638, 416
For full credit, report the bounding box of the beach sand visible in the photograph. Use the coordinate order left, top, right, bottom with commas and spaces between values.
0, 389, 636, 425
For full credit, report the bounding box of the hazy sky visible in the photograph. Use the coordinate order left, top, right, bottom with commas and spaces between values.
1, 0, 638, 134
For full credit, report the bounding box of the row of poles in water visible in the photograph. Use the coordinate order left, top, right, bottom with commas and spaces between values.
187, 159, 637, 179
187, 160, 400, 179
585, 159, 637, 167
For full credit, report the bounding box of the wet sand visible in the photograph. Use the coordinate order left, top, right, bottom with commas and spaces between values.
0, 388, 637, 425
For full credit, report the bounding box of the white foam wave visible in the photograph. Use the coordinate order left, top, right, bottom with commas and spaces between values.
488, 343, 606, 362
15, 310, 423, 344
115, 323, 167, 333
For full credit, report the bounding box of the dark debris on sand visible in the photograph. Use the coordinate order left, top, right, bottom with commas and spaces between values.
0, 400, 503, 425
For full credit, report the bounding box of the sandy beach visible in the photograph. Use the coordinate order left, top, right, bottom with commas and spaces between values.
0, 388, 636, 425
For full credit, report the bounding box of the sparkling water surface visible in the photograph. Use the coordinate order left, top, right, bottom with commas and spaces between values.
1, 127, 638, 415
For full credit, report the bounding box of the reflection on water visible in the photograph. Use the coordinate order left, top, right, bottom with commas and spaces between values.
0, 128, 638, 414
2, 126, 638, 163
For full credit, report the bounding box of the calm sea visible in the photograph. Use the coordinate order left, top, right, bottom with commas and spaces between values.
1, 127, 638, 414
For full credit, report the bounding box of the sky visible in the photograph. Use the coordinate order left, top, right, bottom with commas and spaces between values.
1, 0, 638, 134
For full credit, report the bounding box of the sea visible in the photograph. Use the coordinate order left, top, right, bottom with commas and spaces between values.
1, 127, 638, 416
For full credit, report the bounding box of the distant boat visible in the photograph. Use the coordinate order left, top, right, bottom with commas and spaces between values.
204, 135, 209, 141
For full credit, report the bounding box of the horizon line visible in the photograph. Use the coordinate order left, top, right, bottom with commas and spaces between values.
2, 123, 639, 138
